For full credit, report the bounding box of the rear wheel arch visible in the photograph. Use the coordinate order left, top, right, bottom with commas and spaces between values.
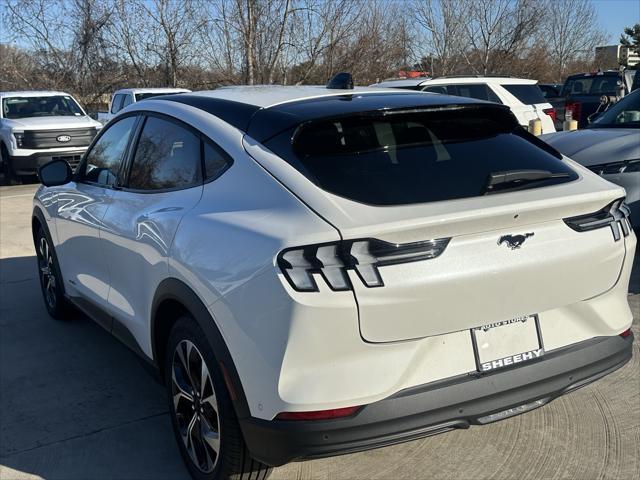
151, 278, 251, 419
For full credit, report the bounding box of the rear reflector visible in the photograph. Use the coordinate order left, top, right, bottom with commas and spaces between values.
275, 406, 361, 421
543, 107, 556, 123
620, 328, 632, 338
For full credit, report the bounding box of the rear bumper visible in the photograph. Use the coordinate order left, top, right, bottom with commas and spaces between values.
240, 333, 633, 466
9, 151, 85, 175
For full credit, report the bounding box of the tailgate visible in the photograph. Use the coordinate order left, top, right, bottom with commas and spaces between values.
351, 216, 626, 342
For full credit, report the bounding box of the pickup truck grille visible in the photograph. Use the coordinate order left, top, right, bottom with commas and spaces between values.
22, 128, 97, 149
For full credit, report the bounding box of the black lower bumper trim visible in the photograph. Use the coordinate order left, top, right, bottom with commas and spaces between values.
10, 151, 85, 174
239, 333, 633, 466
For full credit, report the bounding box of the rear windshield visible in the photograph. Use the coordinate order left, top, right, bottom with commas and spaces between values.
562, 75, 620, 96
135, 92, 178, 102
264, 107, 576, 206
502, 84, 546, 105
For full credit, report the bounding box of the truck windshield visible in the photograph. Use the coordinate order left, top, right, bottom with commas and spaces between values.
2, 96, 84, 119
135, 92, 178, 101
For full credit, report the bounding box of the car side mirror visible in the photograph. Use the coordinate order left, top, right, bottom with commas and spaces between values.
38, 159, 72, 187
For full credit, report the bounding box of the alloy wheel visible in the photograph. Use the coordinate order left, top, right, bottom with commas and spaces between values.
38, 236, 57, 309
171, 339, 221, 474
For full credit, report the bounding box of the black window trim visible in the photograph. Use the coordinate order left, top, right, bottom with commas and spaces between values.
74, 112, 142, 189
118, 111, 234, 194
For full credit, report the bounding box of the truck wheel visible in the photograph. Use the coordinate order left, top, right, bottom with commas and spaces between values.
1, 144, 18, 185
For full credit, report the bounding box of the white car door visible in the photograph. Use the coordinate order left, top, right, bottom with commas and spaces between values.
99, 113, 204, 356
54, 115, 139, 322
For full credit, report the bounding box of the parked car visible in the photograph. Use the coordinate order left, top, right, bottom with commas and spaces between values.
97, 87, 191, 124
541, 88, 640, 227
371, 76, 557, 134
559, 70, 634, 128
0, 91, 102, 183
33, 83, 635, 480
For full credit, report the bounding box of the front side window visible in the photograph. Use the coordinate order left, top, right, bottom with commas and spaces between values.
111, 94, 124, 114
127, 116, 201, 190
2, 96, 84, 119
79, 116, 137, 187
264, 106, 577, 206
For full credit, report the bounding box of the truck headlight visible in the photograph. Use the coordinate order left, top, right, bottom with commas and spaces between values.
13, 132, 24, 148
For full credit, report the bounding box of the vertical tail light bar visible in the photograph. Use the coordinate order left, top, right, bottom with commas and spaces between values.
278, 237, 450, 292
542, 108, 556, 124
563, 198, 632, 241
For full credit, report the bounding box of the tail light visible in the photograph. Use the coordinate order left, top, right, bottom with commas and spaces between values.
277, 237, 450, 292
619, 328, 632, 338
565, 101, 581, 121
543, 107, 556, 123
275, 406, 361, 421
564, 198, 632, 241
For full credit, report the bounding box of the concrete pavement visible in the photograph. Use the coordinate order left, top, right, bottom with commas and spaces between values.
1, 183, 638, 480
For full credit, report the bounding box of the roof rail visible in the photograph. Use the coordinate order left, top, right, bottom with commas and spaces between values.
432, 74, 522, 79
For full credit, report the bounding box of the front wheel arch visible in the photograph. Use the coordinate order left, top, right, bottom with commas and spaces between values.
151, 278, 251, 420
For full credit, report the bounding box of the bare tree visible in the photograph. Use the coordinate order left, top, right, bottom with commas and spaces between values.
411, 0, 467, 76
463, 0, 543, 75
542, 0, 607, 81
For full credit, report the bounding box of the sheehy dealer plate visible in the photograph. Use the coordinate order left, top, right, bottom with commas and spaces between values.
472, 315, 543, 372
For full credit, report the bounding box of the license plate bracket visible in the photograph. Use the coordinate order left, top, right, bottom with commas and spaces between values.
471, 315, 544, 373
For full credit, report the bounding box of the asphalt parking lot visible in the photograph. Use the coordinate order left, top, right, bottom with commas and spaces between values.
0, 182, 638, 480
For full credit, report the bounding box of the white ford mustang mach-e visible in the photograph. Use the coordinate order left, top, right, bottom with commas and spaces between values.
32, 80, 635, 480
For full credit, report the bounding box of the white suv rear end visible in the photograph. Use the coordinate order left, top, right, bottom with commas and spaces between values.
372, 77, 557, 134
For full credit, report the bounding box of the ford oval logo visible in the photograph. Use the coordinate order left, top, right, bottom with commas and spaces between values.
56, 135, 71, 143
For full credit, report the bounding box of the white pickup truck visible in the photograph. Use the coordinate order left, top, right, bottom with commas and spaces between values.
0, 91, 103, 183
97, 88, 190, 124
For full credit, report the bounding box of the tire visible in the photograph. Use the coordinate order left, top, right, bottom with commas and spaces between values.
1, 144, 19, 185
165, 317, 272, 480
35, 227, 71, 319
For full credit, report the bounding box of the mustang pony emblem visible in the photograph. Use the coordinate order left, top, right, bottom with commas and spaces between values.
498, 233, 534, 250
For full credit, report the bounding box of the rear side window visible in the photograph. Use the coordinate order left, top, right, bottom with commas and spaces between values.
121, 94, 133, 109
424, 84, 502, 104
562, 76, 619, 96
127, 116, 202, 191
204, 141, 232, 181
264, 107, 576, 206
502, 84, 546, 105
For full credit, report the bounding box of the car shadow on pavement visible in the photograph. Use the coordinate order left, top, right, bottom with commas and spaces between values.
0, 256, 190, 480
